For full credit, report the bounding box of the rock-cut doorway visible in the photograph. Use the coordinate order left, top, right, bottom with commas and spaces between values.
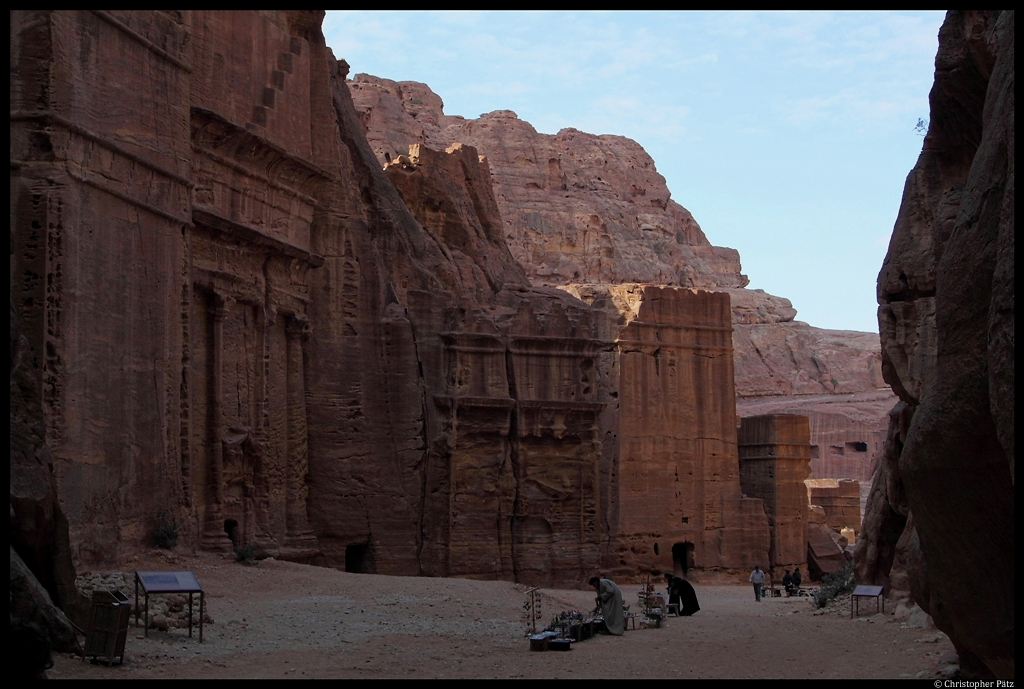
672, 542, 695, 577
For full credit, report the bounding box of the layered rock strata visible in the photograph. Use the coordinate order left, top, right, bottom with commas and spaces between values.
10, 300, 86, 672
737, 415, 811, 574
349, 74, 898, 522
807, 479, 861, 535
11, 9, 332, 567
10, 10, 771, 591
350, 76, 747, 290
563, 285, 770, 579
856, 10, 1014, 679
736, 391, 890, 520
386, 147, 771, 583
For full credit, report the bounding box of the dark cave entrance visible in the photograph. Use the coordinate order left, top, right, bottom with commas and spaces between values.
672, 542, 695, 576
345, 543, 375, 574
224, 519, 239, 547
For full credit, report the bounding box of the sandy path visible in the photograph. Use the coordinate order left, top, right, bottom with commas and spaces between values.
49, 552, 955, 679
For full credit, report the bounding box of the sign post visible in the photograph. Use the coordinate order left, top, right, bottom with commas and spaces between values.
135, 571, 205, 641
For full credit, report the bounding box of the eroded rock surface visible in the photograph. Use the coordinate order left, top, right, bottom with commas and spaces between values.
351, 75, 746, 290
563, 285, 770, 580
10, 10, 771, 591
737, 415, 811, 574
350, 74, 897, 515
11, 267, 87, 675
857, 10, 1014, 679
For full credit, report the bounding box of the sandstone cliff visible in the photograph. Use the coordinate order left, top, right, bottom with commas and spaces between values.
349, 74, 897, 502
856, 10, 1014, 679
10, 10, 771, 592
10, 299, 86, 673
351, 76, 747, 290
348, 82, 892, 314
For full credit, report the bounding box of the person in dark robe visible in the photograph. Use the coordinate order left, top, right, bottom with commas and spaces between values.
792, 567, 802, 591
589, 576, 625, 635
664, 573, 700, 616
783, 570, 796, 596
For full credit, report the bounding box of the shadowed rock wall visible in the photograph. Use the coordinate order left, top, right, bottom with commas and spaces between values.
856, 10, 1014, 679
10, 10, 771, 589
11, 9, 195, 566
564, 285, 770, 580
350, 74, 898, 528
738, 415, 811, 573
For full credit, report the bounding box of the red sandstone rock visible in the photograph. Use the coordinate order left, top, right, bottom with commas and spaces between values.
382, 143, 530, 296
805, 522, 845, 579
10, 299, 86, 660
859, 10, 1014, 679
741, 415, 811, 573
385, 145, 770, 583
808, 479, 861, 535
732, 324, 887, 398
350, 74, 898, 518
737, 415, 811, 573
563, 285, 770, 579
9, 11, 772, 592
350, 74, 747, 290
736, 390, 893, 520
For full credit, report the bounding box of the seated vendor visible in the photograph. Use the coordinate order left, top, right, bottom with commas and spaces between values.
664, 573, 701, 616
783, 570, 796, 595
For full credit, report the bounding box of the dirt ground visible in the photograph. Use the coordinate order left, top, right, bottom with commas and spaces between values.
49, 551, 957, 679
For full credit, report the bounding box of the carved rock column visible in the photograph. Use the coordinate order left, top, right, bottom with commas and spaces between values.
738, 414, 811, 571
283, 316, 318, 556
202, 295, 235, 552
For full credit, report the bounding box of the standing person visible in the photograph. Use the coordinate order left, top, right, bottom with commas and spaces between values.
782, 570, 795, 596
749, 565, 766, 602
590, 576, 625, 635
665, 573, 701, 616
792, 567, 802, 591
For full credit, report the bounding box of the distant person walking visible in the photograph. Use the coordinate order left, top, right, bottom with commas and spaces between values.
749, 565, 766, 602
792, 567, 802, 590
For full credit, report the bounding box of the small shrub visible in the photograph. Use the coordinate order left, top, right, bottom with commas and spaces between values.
152, 511, 178, 549
234, 544, 256, 564
812, 561, 856, 608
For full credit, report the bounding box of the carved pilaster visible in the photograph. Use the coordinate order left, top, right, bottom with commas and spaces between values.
282, 316, 318, 557
201, 294, 235, 553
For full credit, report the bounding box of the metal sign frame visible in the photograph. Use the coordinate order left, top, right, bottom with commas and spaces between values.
851, 584, 884, 618
134, 571, 205, 641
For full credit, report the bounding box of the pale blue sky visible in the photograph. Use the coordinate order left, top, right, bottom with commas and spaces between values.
323, 10, 947, 333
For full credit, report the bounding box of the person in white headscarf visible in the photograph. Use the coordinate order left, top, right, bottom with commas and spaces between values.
590, 576, 625, 635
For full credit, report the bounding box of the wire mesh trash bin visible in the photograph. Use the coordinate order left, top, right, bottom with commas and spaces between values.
84, 590, 131, 665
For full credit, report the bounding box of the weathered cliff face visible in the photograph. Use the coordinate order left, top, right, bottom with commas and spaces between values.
10, 299, 86, 671
9, 9, 483, 570
381, 144, 771, 583
737, 415, 811, 573
350, 74, 897, 519
10, 10, 770, 589
857, 10, 1014, 679
350, 75, 747, 290
562, 285, 770, 580
382, 143, 530, 296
